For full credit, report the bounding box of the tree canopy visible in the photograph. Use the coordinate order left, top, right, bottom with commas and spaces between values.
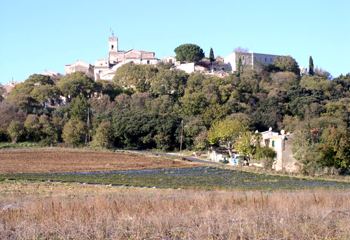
273, 56, 301, 76
7, 74, 59, 113
58, 72, 96, 100
1, 59, 350, 175
113, 63, 158, 92
208, 117, 248, 156
174, 44, 205, 63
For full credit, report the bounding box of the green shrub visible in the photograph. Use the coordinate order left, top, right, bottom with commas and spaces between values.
255, 146, 276, 169
62, 119, 86, 147
91, 121, 113, 149
7, 120, 24, 143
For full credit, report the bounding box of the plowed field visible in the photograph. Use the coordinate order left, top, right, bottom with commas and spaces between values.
0, 149, 196, 173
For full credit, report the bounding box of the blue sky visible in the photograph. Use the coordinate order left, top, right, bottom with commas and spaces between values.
1, 0, 349, 84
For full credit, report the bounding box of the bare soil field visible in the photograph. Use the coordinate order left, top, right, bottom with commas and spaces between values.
1, 181, 350, 240
0, 148, 197, 174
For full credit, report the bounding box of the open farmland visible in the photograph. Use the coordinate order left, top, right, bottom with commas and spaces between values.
0, 149, 197, 173
1, 181, 350, 240
3, 166, 350, 190
1, 149, 350, 239
1, 149, 350, 190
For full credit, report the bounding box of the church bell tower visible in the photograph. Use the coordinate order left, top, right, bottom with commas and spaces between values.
108, 33, 118, 52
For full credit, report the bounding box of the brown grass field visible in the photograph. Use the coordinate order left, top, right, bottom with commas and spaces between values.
0, 148, 197, 173
1, 149, 350, 239
0, 181, 350, 240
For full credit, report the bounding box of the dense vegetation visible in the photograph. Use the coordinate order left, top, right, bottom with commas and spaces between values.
1, 55, 350, 175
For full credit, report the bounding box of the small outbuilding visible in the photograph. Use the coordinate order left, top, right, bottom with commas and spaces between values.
258, 128, 298, 172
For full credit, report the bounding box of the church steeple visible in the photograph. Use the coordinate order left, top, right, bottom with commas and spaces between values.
108, 32, 118, 52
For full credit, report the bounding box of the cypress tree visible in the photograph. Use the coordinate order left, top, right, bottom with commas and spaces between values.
309, 56, 314, 76
209, 48, 215, 63
236, 57, 243, 77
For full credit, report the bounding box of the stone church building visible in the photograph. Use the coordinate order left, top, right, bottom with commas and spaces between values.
65, 35, 159, 81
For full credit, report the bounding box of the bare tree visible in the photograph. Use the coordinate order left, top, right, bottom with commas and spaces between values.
234, 47, 249, 53
0, 101, 26, 131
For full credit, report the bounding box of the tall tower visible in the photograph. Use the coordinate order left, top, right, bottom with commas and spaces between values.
108, 34, 118, 52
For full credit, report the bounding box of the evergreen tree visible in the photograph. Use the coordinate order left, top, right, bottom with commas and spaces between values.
174, 44, 205, 63
69, 95, 89, 121
309, 56, 314, 76
209, 48, 215, 63
236, 57, 243, 77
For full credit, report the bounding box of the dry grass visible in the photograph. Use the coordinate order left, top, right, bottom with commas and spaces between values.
1, 181, 350, 240
0, 148, 197, 173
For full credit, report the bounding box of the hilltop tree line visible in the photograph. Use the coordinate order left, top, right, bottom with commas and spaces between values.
1, 53, 350, 175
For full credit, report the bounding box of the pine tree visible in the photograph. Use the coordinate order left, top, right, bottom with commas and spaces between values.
309, 56, 314, 76
209, 48, 215, 63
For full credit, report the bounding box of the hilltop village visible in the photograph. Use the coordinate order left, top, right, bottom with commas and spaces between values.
1, 34, 349, 175
64, 34, 295, 81
3, 1, 350, 239
63, 36, 303, 173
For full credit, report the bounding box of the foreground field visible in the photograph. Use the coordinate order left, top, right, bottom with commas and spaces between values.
2, 149, 350, 239
1, 148, 350, 191
1, 181, 350, 240
0, 149, 196, 173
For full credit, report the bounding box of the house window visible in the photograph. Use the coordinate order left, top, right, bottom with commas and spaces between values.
264, 139, 270, 147
111, 45, 114, 50
272, 140, 275, 147
147, 60, 150, 64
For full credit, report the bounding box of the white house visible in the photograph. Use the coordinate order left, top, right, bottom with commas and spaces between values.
259, 128, 298, 172
65, 60, 94, 78
162, 56, 177, 64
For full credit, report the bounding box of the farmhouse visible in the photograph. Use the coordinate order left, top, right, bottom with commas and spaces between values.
207, 128, 298, 173
258, 128, 299, 172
